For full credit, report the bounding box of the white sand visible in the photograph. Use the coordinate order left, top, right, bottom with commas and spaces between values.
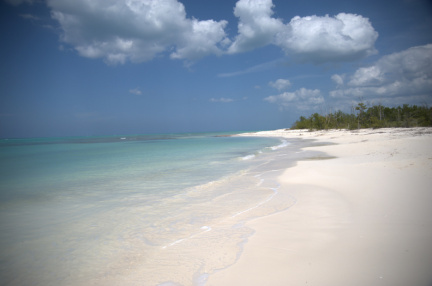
207, 128, 432, 286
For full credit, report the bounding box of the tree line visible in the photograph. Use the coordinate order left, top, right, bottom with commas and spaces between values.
291, 103, 432, 130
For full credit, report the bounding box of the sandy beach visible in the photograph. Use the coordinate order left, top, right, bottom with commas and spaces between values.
207, 128, 432, 286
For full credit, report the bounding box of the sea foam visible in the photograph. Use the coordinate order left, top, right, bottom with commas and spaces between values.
269, 139, 290, 150
241, 154, 256, 160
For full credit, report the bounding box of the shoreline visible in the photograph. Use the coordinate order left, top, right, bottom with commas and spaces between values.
207, 127, 432, 285
74, 135, 308, 286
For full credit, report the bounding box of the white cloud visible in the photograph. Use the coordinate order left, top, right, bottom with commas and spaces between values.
129, 88, 142, 95
348, 66, 385, 86
276, 13, 378, 62
269, 78, 291, 91
170, 19, 228, 60
331, 74, 345, 87
265, 91, 296, 103
46, 0, 378, 65
210, 97, 234, 103
264, 88, 324, 110
228, 0, 378, 63
228, 0, 284, 54
42, 0, 380, 65
48, 0, 229, 64
330, 44, 432, 103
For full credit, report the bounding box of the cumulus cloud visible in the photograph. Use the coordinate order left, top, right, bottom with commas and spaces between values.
228, 0, 378, 63
269, 78, 291, 90
265, 88, 324, 110
47, 0, 229, 64
210, 97, 234, 103
275, 13, 378, 62
330, 44, 432, 103
43, 0, 378, 65
170, 19, 229, 60
228, 0, 284, 53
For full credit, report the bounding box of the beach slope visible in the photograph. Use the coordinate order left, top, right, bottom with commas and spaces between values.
207, 128, 432, 286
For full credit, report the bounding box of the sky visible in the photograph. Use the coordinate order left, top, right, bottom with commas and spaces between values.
1, 0, 432, 138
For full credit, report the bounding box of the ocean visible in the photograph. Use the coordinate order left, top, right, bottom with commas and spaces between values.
0, 132, 307, 285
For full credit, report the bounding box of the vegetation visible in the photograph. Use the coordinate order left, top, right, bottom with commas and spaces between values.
291, 103, 432, 130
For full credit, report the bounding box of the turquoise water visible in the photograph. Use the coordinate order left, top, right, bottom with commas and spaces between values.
0, 133, 304, 285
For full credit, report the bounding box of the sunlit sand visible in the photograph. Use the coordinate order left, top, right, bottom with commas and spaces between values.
208, 127, 432, 285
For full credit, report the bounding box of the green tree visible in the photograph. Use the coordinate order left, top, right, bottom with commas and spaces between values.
355, 102, 367, 128
290, 103, 432, 130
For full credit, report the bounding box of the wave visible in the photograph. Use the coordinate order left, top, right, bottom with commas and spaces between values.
268, 139, 289, 150
240, 139, 289, 161
241, 154, 256, 160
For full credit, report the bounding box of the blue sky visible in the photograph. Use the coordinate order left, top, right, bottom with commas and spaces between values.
1, 0, 431, 138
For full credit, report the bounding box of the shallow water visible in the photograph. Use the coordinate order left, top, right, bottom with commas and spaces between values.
0, 133, 311, 285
